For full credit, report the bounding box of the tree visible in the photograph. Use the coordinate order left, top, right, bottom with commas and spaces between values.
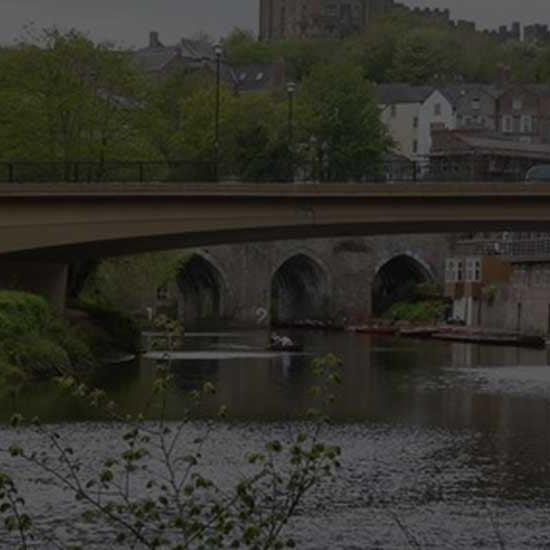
80, 252, 189, 314
296, 63, 391, 180
0, 27, 153, 168
390, 28, 461, 84
0, 356, 343, 549
224, 28, 272, 65
167, 84, 288, 179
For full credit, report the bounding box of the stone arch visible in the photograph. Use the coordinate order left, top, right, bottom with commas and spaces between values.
177, 251, 229, 328
372, 253, 435, 316
271, 250, 331, 325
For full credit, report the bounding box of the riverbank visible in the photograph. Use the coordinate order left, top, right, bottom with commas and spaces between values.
0, 291, 140, 386
351, 322, 546, 349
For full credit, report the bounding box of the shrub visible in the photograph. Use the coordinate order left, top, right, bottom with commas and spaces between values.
11, 336, 71, 378
383, 299, 449, 323
0, 291, 95, 380
0, 291, 52, 340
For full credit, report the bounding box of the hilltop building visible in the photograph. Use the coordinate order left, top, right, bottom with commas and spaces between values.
258, 1, 548, 44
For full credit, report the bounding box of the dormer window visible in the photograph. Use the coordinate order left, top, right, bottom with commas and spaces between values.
256, 72, 264, 81
513, 98, 523, 111
240, 72, 247, 81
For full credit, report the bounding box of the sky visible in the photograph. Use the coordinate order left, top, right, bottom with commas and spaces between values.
1, 0, 549, 48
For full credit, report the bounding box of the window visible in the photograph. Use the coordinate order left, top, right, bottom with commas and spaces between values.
474, 259, 482, 282
255, 72, 264, 81
521, 115, 532, 133
512, 98, 523, 111
466, 258, 474, 282
434, 103, 442, 116
457, 260, 464, 282
471, 97, 481, 110
413, 116, 418, 128
445, 259, 457, 282
502, 115, 513, 133
412, 140, 418, 154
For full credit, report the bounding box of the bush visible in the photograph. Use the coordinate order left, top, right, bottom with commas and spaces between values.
383, 299, 449, 323
12, 336, 71, 378
0, 358, 27, 385
0, 291, 95, 380
0, 291, 52, 340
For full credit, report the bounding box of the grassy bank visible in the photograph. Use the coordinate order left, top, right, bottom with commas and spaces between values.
0, 291, 140, 385
0, 291, 95, 383
382, 299, 450, 323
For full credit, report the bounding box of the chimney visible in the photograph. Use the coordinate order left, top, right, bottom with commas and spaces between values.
149, 31, 161, 48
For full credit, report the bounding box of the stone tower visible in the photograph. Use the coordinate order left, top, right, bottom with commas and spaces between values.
259, 0, 394, 41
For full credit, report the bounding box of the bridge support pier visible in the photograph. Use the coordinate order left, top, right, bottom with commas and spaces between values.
0, 261, 68, 311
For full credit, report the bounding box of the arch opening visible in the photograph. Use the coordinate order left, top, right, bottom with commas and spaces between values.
372, 254, 433, 317
177, 254, 226, 328
271, 254, 330, 325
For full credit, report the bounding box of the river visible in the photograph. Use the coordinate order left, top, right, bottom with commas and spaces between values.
2, 330, 550, 548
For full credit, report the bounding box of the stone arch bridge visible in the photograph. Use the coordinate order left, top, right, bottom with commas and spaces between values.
175, 234, 451, 327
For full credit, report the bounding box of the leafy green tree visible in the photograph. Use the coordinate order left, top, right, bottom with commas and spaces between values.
269, 38, 336, 81
0, 27, 153, 166
224, 28, 272, 65
390, 28, 461, 84
296, 63, 391, 179
81, 252, 188, 314
167, 84, 288, 178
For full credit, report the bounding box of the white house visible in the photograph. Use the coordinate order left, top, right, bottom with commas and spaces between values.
377, 84, 455, 160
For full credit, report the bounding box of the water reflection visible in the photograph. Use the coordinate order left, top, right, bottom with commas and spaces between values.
4, 331, 550, 547
3, 330, 550, 428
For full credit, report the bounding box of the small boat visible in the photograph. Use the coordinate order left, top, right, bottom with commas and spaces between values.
268, 334, 303, 352
432, 331, 545, 349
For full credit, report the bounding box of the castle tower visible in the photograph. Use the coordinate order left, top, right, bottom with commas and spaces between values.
260, 0, 389, 41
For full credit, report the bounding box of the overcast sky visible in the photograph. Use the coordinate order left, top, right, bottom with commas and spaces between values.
1, 0, 549, 48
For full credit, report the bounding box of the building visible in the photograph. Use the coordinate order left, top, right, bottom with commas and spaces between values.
259, 0, 372, 40
132, 32, 286, 94
443, 84, 501, 132
445, 255, 511, 326
431, 128, 550, 180
133, 32, 218, 78
377, 84, 455, 159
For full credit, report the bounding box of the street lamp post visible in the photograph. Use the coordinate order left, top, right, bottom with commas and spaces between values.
286, 81, 296, 182
214, 42, 223, 181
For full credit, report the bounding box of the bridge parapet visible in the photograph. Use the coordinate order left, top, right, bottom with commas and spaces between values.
0, 159, 532, 185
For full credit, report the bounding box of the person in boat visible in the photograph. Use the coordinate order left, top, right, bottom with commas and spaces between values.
270, 333, 295, 348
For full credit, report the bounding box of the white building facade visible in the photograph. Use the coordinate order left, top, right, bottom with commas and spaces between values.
378, 85, 455, 160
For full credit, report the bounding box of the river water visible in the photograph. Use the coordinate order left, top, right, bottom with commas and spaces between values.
3, 330, 550, 548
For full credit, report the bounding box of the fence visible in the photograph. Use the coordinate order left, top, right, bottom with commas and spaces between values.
457, 237, 550, 258
0, 158, 535, 184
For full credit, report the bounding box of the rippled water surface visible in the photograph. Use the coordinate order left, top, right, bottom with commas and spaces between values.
3, 330, 550, 548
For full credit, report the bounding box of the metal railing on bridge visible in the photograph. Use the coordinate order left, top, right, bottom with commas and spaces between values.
457, 237, 550, 258
0, 158, 532, 184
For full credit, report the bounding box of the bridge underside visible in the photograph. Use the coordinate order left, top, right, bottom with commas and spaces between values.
2, 183, 550, 262
2, 182, 550, 309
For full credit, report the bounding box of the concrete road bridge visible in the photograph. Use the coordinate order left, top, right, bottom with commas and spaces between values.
2, 181, 550, 316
